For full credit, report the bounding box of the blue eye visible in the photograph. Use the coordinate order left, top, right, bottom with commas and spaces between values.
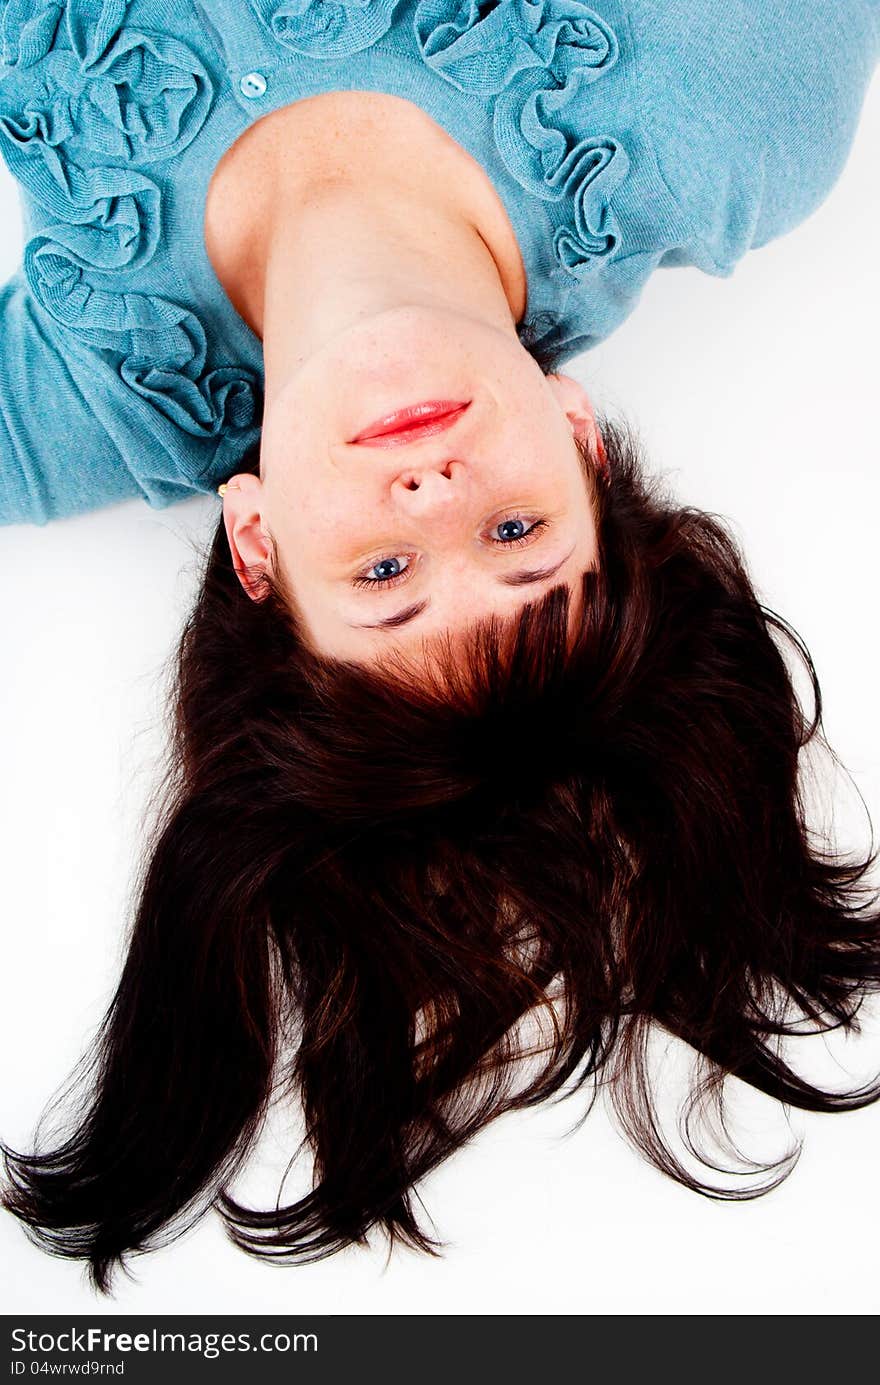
490, 517, 547, 545
371, 557, 403, 580
352, 554, 411, 589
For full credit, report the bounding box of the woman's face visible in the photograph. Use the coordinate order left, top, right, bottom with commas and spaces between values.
223, 309, 601, 663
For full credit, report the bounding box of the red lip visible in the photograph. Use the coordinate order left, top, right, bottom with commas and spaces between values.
349, 400, 470, 446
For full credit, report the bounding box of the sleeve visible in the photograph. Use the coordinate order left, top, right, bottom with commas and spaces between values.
630, 0, 880, 275
0, 269, 143, 526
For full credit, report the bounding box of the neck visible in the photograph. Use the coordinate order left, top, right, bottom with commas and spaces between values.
227, 98, 528, 415
259, 181, 526, 414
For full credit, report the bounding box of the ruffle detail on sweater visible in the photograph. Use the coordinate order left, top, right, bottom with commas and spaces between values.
0, 0, 260, 443
24, 230, 258, 437
494, 65, 630, 274
412, 0, 627, 278
249, 0, 405, 59
0, 0, 212, 159
413, 0, 617, 96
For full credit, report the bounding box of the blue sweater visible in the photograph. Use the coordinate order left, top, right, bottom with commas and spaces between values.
1, 0, 878, 525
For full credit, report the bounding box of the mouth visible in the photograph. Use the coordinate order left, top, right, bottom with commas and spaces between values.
348, 400, 471, 447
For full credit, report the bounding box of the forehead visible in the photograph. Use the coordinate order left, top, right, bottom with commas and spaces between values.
357, 574, 587, 677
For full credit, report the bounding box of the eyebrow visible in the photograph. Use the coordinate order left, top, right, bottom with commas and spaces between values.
348, 551, 575, 630
497, 552, 573, 587
353, 599, 431, 631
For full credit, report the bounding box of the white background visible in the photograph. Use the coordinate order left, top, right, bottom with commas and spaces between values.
1, 71, 878, 1316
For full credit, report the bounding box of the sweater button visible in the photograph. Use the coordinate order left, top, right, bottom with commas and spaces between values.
239, 71, 267, 99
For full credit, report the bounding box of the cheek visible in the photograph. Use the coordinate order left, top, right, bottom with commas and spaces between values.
276, 482, 362, 581
501, 414, 572, 480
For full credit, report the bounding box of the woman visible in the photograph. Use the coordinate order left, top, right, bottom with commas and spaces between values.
2, 1, 879, 1295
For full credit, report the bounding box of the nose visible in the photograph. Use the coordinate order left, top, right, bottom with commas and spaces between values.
390, 456, 467, 516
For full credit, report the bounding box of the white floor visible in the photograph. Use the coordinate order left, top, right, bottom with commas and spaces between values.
1, 72, 878, 1317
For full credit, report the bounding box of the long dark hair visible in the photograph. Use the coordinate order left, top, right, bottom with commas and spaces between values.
3, 415, 879, 1294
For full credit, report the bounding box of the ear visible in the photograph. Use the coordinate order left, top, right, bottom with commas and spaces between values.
546, 372, 607, 470
220, 473, 273, 602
